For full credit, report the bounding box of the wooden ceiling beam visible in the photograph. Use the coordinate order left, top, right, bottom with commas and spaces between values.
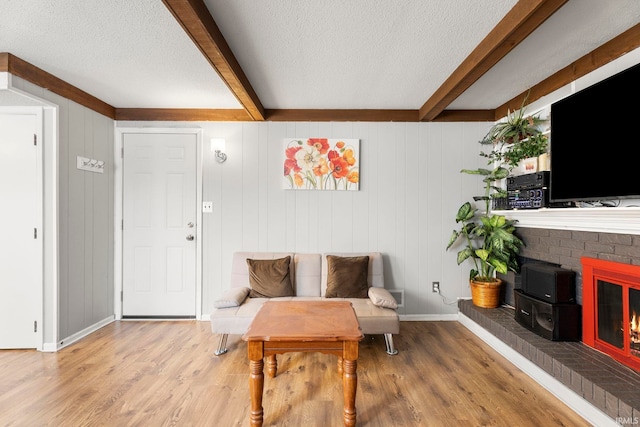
114, 108, 497, 122
115, 108, 252, 121
0, 52, 116, 119
162, 0, 265, 121
419, 0, 568, 122
265, 109, 420, 122
494, 22, 640, 120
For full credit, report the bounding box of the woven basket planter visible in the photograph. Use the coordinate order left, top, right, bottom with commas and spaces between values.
470, 278, 503, 308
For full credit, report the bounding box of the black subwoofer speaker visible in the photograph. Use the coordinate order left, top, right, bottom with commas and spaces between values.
520, 263, 576, 303
514, 290, 581, 341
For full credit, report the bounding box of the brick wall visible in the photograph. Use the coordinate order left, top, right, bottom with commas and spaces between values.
499, 227, 640, 306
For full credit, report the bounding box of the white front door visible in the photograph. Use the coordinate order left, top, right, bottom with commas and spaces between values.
123, 132, 197, 317
0, 110, 42, 348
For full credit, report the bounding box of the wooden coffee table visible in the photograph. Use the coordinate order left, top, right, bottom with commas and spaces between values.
242, 300, 363, 427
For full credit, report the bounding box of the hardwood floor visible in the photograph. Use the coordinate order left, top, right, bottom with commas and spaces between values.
0, 321, 592, 426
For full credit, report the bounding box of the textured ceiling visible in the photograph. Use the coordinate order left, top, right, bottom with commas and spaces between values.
451, 0, 640, 109
1, 0, 640, 114
0, 0, 242, 109
205, 0, 517, 109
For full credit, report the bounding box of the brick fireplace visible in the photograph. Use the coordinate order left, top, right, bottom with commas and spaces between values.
582, 257, 640, 372
461, 226, 640, 423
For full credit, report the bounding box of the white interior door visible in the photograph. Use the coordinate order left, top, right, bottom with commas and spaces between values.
0, 110, 42, 348
123, 132, 197, 317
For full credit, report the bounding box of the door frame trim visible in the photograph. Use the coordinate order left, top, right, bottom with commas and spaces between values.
0, 106, 45, 349
114, 127, 203, 320
2, 74, 60, 351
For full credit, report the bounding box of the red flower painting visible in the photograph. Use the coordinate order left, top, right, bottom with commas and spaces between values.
283, 138, 359, 190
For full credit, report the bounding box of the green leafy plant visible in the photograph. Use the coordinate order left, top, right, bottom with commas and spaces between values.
446, 98, 531, 282
446, 201, 523, 281
504, 132, 548, 168
479, 106, 547, 146
478, 96, 549, 170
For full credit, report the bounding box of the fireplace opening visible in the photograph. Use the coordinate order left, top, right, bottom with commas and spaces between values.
597, 280, 623, 349
629, 288, 640, 356
583, 257, 640, 371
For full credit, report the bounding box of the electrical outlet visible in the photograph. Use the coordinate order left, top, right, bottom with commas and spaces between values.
432, 281, 440, 293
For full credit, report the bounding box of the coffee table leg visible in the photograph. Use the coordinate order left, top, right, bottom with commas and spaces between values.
342, 341, 359, 427
266, 354, 277, 377
248, 342, 264, 427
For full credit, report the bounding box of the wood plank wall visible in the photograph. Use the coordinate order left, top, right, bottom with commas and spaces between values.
9, 75, 115, 344
118, 120, 491, 318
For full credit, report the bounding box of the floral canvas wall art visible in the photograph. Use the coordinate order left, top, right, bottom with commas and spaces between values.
283, 138, 360, 190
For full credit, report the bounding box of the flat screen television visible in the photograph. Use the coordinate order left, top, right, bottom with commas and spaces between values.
550, 61, 640, 203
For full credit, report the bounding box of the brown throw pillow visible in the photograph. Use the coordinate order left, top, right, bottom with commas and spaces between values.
325, 255, 369, 298
246, 256, 294, 298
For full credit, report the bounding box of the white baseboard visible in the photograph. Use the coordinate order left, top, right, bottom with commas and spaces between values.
399, 314, 459, 321
458, 313, 617, 427
200, 313, 455, 323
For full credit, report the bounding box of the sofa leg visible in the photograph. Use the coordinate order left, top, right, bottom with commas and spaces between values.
214, 334, 229, 356
384, 333, 398, 355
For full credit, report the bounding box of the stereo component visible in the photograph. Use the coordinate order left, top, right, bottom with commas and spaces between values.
520, 263, 576, 303
514, 290, 581, 341
507, 171, 550, 191
507, 188, 549, 210
505, 171, 551, 210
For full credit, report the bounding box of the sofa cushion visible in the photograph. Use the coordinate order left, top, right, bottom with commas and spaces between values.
321, 252, 384, 295
325, 255, 369, 298
368, 287, 398, 309
230, 252, 295, 289
346, 297, 401, 334
213, 287, 250, 308
212, 296, 400, 336
293, 253, 322, 297
247, 256, 294, 298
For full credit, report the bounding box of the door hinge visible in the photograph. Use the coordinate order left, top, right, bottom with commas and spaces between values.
34, 228, 37, 239
121, 219, 124, 230
121, 291, 123, 302
34, 321, 37, 332
121, 147, 124, 158
33, 134, 37, 146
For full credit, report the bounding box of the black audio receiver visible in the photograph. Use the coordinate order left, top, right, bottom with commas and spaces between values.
505, 171, 550, 209
507, 171, 550, 191
508, 187, 549, 209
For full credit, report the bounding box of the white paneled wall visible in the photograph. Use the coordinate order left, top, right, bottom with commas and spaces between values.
119, 120, 491, 318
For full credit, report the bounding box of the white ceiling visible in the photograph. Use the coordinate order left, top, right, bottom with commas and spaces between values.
1, 0, 640, 114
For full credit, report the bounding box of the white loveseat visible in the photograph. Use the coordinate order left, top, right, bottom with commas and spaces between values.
210, 251, 400, 356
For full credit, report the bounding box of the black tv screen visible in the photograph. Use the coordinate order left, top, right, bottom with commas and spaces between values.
550, 62, 640, 203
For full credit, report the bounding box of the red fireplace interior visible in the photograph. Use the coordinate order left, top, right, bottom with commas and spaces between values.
582, 257, 640, 371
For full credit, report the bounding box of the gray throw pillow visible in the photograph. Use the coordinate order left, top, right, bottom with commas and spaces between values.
246, 256, 294, 298
325, 255, 369, 298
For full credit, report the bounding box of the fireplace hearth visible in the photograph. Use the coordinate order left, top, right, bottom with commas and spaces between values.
582, 257, 640, 372
458, 299, 640, 423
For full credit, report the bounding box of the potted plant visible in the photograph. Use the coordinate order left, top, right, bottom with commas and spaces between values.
479, 96, 547, 147
446, 104, 528, 308
504, 132, 549, 174
477, 96, 549, 175
446, 200, 523, 308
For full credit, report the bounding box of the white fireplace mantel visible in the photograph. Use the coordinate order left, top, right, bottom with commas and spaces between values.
494, 206, 640, 235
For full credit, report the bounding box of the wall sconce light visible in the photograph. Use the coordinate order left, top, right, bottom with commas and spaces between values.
211, 138, 227, 163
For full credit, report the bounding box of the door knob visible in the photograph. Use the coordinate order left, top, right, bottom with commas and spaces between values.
186, 234, 194, 241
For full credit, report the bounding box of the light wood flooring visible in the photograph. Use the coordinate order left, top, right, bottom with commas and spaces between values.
0, 321, 592, 426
